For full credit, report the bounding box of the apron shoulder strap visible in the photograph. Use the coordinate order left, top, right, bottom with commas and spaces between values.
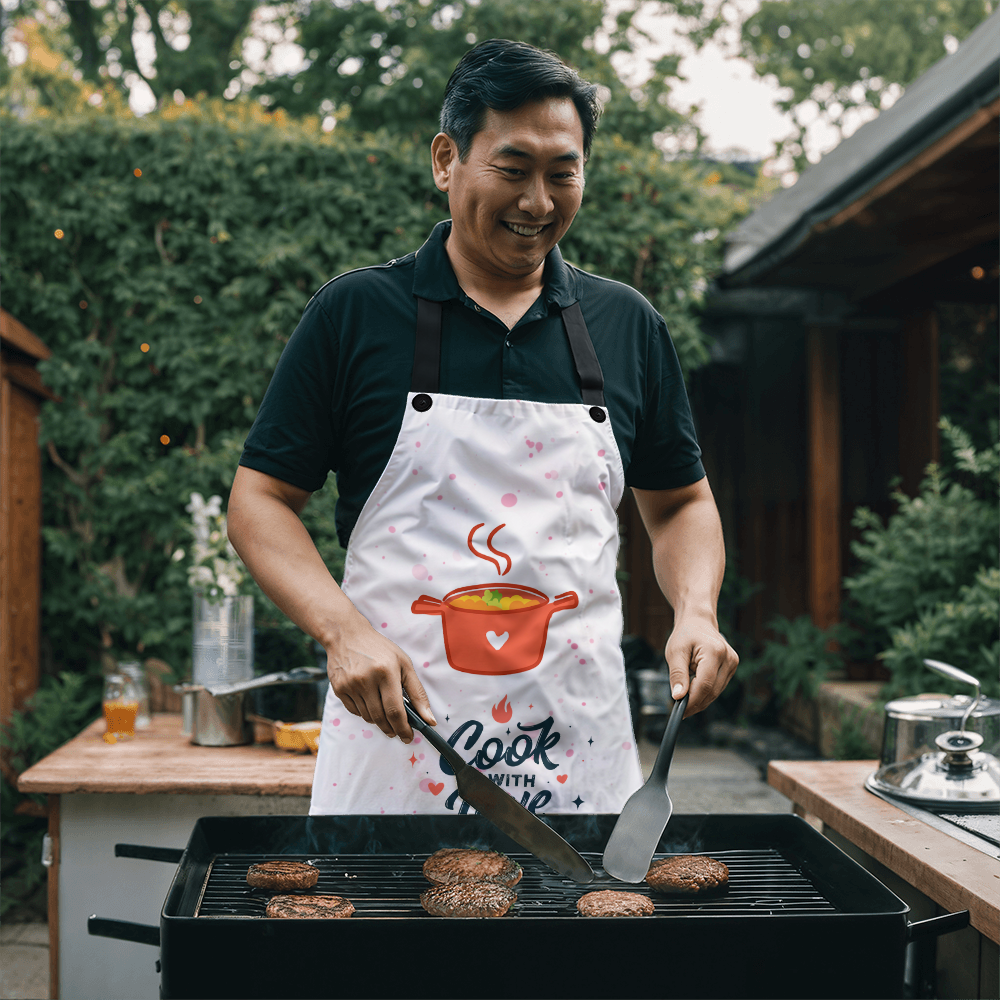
561, 301, 606, 408
411, 297, 442, 393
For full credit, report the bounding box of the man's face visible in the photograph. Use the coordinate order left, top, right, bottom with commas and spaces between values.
431, 98, 585, 282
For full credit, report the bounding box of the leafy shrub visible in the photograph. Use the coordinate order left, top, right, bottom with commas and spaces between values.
878, 567, 1000, 699
831, 705, 881, 761
845, 420, 998, 694
740, 615, 856, 705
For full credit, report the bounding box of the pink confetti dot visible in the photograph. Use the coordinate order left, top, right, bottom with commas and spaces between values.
381, 622, 387, 628
599, 482, 605, 490
526, 439, 534, 447
412, 564, 428, 580
556, 491, 563, 498
363, 730, 373, 739
529, 453, 533, 458
536, 442, 543, 452
437, 495, 443, 500
579, 658, 586, 664
415, 442, 421, 447
419, 753, 425, 760
598, 449, 605, 457
566, 749, 574, 757
589, 589, 593, 593
413, 736, 422, 744
548, 536, 553, 540
582, 702, 586, 706
412, 469, 418, 475
422, 661, 429, 668
545, 472, 551, 479
622, 741, 632, 750
571, 643, 578, 649
388, 526, 396, 533
427, 575, 433, 581
332, 718, 340, 726
501, 493, 517, 507
449, 473, 456, 480
349, 734, 356, 740
590, 639, 595, 643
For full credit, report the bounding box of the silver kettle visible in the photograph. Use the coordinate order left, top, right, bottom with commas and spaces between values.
867, 659, 999, 812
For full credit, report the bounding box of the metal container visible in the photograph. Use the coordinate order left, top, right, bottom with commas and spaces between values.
879, 693, 1000, 765
186, 687, 252, 747
868, 660, 1000, 811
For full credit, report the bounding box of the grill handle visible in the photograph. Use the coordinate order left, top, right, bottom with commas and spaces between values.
115, 843, 184, 863
88, 916, 160, 947
907, 910, 970, 942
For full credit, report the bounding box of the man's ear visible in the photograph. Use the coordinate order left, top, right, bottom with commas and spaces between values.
430, 132, 458, 192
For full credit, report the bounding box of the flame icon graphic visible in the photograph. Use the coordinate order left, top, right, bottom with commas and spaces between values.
492, 695, 513, 724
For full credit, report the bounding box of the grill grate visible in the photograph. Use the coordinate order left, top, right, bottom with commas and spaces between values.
195, 849, 838, 919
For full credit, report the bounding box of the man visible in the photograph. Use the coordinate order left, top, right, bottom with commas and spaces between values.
228, 39, 738, 816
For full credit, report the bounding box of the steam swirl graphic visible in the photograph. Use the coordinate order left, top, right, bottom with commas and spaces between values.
467, 523, 512, 576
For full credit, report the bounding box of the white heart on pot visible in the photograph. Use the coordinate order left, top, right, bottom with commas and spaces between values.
486, 631, 509, 650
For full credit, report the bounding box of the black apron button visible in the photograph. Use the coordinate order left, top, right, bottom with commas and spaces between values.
412, 394, 432, 412
589, 406, 606, 422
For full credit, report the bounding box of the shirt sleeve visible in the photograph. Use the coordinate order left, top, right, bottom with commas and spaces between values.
625, 315, 705, 491
239, 295, 339, 493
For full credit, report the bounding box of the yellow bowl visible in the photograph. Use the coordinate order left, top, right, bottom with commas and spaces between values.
273, 721, 322, 754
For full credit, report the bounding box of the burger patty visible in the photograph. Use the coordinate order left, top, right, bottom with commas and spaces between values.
420, 881, 517, 918
422, 847, 522, 887
645, 855, 730, 894
265, 894, 355, 919
576, 890, 655, 917
246, 860, 319, 891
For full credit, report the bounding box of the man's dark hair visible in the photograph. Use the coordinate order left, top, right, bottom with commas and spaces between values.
440, 39, 601, 160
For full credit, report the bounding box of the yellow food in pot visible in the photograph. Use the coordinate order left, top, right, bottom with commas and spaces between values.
449, 590, 540, 611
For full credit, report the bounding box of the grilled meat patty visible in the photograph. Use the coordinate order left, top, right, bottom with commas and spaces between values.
265, 894, 355, 918
246, 860, 318, 891
645, 855, 730, 894
420, 881, 517, 918
576, 890, 655, 917
422, 847, 522, 887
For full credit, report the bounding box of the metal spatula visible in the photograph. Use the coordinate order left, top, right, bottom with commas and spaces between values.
603, 691, 689, 883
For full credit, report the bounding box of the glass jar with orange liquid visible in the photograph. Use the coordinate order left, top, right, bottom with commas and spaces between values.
103, 673, 140, 743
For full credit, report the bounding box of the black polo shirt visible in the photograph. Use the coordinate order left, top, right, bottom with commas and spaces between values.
240, 221, 704, 549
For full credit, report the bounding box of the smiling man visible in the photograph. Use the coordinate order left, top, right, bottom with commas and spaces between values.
228, 39, 738, 817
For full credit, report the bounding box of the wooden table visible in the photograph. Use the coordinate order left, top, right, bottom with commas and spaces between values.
19, 714, 317, 1000
769, 759, 999, 999
18, 712, 317, 796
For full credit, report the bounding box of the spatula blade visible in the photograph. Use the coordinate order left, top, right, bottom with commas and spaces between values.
602, 691, 688, 883
601, 783, 674, 883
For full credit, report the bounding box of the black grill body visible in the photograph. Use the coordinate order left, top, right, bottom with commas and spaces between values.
153, 813, 909, 999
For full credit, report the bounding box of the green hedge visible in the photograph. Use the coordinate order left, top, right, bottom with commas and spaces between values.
1, 97, 746, 680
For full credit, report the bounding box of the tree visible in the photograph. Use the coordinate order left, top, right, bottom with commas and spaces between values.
731, 0, 995, 172
2, 1, 709, 150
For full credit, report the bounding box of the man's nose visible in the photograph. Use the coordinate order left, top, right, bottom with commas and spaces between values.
518, 175, 554, 218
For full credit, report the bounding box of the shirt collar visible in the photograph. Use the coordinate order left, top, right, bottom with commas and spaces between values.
413, 220, 579, 309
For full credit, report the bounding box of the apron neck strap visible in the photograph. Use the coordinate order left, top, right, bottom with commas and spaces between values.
411, 297, 606, 407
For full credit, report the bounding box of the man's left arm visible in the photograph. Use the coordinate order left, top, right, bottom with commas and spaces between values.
631, 477, 739, 717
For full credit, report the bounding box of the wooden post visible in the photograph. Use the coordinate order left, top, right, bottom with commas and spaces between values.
898, 309, 940, 497
807, 326, 841, 629
0, 310, 54, 726
47, 794, 60, 1000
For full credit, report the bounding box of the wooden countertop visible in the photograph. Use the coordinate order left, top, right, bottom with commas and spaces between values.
17, 714, 316, 796
769, 759, 999, 943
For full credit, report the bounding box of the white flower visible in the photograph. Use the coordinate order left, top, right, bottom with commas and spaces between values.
172, 548, 186, 562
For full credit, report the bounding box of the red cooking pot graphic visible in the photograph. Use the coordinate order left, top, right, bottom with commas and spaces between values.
411, 584, 578, 676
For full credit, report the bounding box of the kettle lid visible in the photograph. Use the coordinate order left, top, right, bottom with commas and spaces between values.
884, 693, 1000, 721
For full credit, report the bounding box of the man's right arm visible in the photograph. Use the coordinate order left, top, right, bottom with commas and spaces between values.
227, 466, 435, 741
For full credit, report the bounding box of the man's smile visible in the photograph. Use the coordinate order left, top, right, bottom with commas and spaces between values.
502, 221, 549, 237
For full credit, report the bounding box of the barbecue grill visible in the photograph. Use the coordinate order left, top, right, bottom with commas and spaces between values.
89, 813, 968, 999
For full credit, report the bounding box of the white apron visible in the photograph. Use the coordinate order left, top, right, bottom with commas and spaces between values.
310, 296, 643, 815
